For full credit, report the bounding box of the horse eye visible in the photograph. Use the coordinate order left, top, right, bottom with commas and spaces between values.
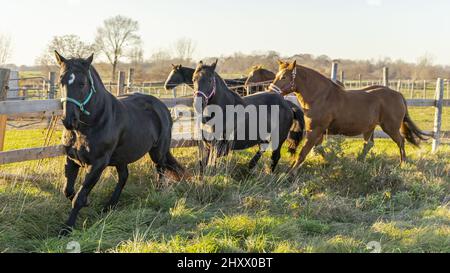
78, 82, 86, 87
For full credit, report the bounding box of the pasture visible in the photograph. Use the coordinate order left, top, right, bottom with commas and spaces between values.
0, 128, 448, 253
0, 64, 448, 253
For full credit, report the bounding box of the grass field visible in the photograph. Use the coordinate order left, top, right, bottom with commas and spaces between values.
1, 97, 449, 253
0, 130, 449, 253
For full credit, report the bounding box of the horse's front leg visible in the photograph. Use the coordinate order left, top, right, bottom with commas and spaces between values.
313, 135, 327, 159
199, 141, 211, 176
60, 158, 109, 236
64, 157, 80, 201
291, 128, 325, 171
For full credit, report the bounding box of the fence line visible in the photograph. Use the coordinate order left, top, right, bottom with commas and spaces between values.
1, 66, 449, 165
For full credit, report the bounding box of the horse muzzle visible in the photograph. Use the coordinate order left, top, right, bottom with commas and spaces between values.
269, 84, 283, 94
62, 116, 79, 130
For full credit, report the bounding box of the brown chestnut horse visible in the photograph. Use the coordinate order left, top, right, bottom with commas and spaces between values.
246, 65, 346, 93
269, 60, 431, 170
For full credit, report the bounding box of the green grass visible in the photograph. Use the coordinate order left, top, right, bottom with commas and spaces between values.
0, 134, 449, 253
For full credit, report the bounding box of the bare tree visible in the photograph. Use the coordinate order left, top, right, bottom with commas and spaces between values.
414, 54, 435, 80
173, 38, 196, 61
149, 48, 172, 62
129, 46, 144, 66
36, 35, 94, 66
95, 15, 142, 79
0, 34, 12, 65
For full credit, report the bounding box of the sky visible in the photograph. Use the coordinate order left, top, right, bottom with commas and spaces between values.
0, 0, 449, 66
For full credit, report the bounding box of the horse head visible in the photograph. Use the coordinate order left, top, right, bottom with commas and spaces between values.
269, 60, 298, 95
164, 64, 185, 91
192, 59, 218, 113
55, 51, 95, 130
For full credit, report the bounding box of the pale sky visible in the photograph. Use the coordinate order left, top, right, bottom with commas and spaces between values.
1, 0, 449, 66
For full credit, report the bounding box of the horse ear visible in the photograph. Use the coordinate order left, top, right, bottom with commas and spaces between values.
172, 64, 176, 69
54, 51, 66, 66
84, 53, 94, 67
211, 59, 218, 71
289, 60, 297, 70
277, 60, 284, 66
196, 61, 203, 70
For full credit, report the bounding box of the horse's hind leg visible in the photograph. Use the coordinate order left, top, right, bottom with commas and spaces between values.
103, 164, 129, 213
270, 147, 282, 173
381, 124, 406, 164
292, 128, 324, 170
249, 145, 263, 170
358, 131, 375, 161
64, 157, 80, 201
149, 149, 168, 187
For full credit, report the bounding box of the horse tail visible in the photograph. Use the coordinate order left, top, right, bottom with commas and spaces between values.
165, 151, 186, 181
401, 97, 433, 147
286, 102, 305, 156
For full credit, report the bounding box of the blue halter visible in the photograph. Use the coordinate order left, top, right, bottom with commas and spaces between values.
60, 69, 96, 116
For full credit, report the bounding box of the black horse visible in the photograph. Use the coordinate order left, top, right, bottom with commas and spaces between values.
165, 64, 248, 96
55, 52, 185, 235
192, 60, 304, 172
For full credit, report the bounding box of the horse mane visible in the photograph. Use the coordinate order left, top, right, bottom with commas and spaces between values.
180, 66, 195, 83
89, 65, 107, 91
297, 64, 345, 91
214, 72, 244, 102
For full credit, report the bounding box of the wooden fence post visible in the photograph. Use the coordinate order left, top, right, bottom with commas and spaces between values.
8, 71, 19, 99
48, 72, 56, 99
432, 78, 444, 153
423, 80, 427, 99
331, 61, 338, 83
382, 67, 389, 87
410, 81, 415, 99
397, 80, 401, 92
127, 68, 135, 93
358, 74, 362, 88
0, 68, 10, 151
117, 71, 126, 96
447, 79, 450, 100
340, 71, 345, 85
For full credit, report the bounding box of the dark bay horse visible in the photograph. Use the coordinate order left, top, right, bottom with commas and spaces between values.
270, 60, 431, 170
55, 52, 185, 235
245, 66, 276, 94
165, 64, 247, 95
193, 60, 304, 172
245, 66, 301, 108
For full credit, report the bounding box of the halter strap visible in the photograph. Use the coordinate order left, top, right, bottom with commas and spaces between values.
60, 69, 96, 116
194, 76, 216, 104
269, 67, 297, 95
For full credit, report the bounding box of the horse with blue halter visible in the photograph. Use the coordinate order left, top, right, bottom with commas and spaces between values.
56, 51, 185, 236
192, 60, 305, 172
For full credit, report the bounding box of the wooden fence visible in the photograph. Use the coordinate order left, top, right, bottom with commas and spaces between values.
0, 66, 449, 165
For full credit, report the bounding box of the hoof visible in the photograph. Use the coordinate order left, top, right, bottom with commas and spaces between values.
64, 190, 75, 201
102, 204, 117, 214
58, 225, 73, 238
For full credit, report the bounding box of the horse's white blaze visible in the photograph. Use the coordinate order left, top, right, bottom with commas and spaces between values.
68, 73, 75, 85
